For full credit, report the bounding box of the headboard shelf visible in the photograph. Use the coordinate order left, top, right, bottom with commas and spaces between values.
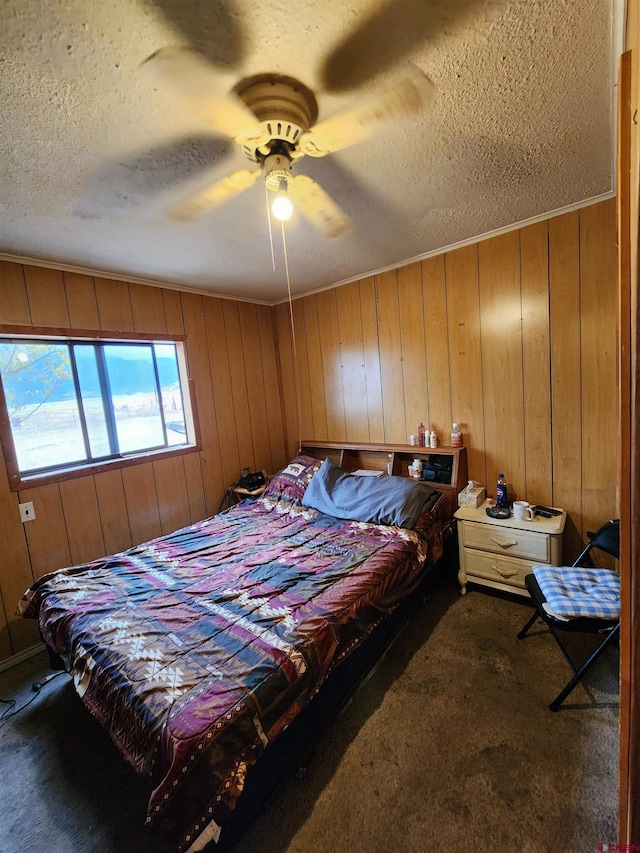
299, 441, 468, 526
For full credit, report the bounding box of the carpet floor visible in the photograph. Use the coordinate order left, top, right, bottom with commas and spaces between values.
0, 565, 618, 853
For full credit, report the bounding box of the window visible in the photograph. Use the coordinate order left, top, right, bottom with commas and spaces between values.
0, 333, 199, 489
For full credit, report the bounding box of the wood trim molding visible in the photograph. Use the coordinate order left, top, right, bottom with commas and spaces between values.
0, 642, 44, 674
0, 324, 186, 343
618, 0, 640, 834
617, 47, 634, 845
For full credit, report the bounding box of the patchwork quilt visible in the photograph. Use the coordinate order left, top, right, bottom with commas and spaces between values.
19, 490, 444, 849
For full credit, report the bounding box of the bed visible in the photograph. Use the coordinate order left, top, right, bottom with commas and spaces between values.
18, 451, 449, 851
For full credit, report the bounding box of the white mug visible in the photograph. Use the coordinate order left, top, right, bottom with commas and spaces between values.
513, 500, 535, 521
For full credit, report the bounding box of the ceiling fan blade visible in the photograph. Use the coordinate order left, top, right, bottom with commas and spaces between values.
170, 168, 261, 220
143, 47, 261, 140
144, 0, 245, 69
321, 0, 485, 93
299, 66, 433, 158
75, 135, 234, 219
288, 175, 353, 239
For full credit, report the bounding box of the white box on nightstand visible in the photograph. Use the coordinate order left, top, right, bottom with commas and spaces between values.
457, 484, 486, 508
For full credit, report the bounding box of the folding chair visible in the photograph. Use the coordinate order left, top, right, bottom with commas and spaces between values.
517, 519, 620, 711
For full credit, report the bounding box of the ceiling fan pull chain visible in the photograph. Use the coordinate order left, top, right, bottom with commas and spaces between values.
281, 221, 303, 454
265, 184, 276, 272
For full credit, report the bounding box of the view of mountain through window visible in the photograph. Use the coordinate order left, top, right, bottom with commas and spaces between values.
0, 339, 189, 476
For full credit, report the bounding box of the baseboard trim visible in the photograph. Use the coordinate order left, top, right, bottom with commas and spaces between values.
0, 643, 45, 673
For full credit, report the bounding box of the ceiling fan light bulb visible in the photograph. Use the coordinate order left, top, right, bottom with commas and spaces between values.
272, 193, 293, 221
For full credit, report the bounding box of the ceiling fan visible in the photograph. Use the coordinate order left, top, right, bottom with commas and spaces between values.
144, 47, 433, 238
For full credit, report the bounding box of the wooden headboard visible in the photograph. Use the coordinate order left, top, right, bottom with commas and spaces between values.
299, 440, 468, 529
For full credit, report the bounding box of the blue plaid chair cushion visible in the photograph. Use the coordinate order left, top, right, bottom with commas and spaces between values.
532, 565, 620, 620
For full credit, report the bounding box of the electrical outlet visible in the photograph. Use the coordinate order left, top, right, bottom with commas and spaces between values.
19, 501, 35, 523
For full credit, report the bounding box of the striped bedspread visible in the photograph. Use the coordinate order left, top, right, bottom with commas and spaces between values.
19, 491, 444, 848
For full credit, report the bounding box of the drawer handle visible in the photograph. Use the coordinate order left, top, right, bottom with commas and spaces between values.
495, 565, 518, 578
490, 536, 518, 549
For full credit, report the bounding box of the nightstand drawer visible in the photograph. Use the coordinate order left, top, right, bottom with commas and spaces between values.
461, 549, 536, 590
460, 521, 550, 562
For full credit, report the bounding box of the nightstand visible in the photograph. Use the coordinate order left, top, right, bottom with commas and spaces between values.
231, 484, 266, 502
218, 480, 269, 512
454, 503, 566, 597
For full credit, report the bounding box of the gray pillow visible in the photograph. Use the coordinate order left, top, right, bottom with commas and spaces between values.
302, 458, 437, 528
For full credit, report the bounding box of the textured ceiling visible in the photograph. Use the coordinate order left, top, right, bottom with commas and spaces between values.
0, 0, 619, 303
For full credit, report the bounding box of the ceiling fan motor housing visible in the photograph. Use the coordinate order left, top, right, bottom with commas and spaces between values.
235, 75, 318, 162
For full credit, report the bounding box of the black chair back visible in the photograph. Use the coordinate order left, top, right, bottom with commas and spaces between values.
575, 519, 620, 564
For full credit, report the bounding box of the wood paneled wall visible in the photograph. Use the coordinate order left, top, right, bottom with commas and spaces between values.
275, 198, 618, 562
0, 262, 288, 661
0, 197, 617, 662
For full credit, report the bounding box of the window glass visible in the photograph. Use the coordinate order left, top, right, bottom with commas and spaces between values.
0, 342, 86, 472
104, 344, 165, 454
155, 343, 187, 446
74, 344, 111, 458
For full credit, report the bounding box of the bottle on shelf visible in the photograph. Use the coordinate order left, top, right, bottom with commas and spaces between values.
409, 434, 416, 446
496, 473, 508, 507
429, 427, 439, 448
417, 423, 426, 447
451, 422, 463, 447
387, 453, 393, 476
